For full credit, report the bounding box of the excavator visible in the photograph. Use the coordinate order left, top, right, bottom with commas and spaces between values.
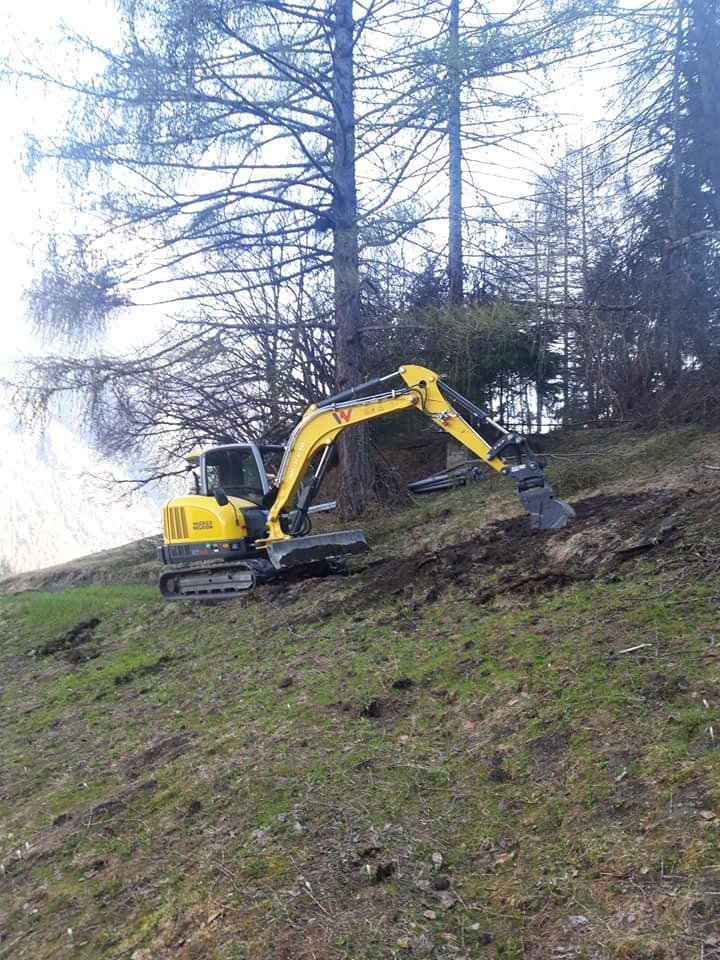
157, 364, 575, 600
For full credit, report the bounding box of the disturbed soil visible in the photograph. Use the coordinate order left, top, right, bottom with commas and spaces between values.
352, 485, 714, 607
2, 482, 715, 608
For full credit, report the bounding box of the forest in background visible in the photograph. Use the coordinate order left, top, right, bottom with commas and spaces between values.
5, 0, 720, 512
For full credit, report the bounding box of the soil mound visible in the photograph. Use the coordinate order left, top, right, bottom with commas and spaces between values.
354, 483, 717, 605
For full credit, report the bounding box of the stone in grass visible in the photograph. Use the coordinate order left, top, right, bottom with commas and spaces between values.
432, 889, 457, 909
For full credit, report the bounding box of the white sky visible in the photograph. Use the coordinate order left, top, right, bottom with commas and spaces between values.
0, 0, 120, 364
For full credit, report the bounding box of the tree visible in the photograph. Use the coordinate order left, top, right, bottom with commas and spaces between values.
447, 0, 463, 306
332, 0, 373, 515
13, 243, 337, 481
599, 0, 720, 391
19, 0, 428, 514
391, 0, 605, 310
501, 142, 623, 424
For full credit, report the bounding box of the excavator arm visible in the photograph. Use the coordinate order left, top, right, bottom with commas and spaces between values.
260, 364, 574, 567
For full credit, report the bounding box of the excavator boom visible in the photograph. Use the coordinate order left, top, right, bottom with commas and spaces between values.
259, 364, 574, 563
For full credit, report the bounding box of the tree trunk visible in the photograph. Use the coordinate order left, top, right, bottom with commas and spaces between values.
447, 0, 464, 306
690, 0, 720, 228
579, 146, 596, 420
561, 163, 570, 424
332, 0, 373, 519
665, 3, 685, 383
532, 191, 542, 432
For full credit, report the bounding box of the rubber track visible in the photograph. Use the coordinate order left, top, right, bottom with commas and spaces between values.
159, 561, 262, 600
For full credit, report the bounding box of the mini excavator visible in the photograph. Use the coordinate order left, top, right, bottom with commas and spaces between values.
157, 364, 575, 599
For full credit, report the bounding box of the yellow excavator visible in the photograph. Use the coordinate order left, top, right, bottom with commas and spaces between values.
157, 364, 575, 599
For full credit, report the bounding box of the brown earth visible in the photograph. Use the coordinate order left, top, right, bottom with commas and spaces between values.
349, 485, 713, 607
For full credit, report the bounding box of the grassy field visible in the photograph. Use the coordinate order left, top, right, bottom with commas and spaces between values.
2, 424, 720, 959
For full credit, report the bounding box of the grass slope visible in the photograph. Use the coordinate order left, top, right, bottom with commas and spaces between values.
2, 425, 720, 960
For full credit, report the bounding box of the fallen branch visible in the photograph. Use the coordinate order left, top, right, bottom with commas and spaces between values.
616, 643, 653, 655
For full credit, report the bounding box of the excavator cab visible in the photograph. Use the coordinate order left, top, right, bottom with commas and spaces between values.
187, 443, 285, 505
203, 446, 265, 504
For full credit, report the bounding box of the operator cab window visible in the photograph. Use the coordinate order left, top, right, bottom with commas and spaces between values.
259, 445, 285, 485
205, 448, 263, 504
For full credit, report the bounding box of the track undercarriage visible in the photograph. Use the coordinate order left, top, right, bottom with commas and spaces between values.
158, 552, 354, 601
159, 559, 274, 600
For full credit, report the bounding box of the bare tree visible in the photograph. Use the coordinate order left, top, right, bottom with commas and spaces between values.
17, 0, 432, 514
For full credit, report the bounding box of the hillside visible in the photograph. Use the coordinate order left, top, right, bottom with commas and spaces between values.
2, 424, 720, 960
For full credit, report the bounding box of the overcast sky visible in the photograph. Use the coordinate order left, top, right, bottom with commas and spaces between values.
0, 0, 118, 363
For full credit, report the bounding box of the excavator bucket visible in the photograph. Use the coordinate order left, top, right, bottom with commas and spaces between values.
266, 529, 370, 571
518, 485, 576, 530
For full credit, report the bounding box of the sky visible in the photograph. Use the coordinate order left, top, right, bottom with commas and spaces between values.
0, 0, 121, 364
0, 1, 173, 532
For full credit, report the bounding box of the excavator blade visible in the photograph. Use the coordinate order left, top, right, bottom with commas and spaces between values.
266, 530, 369, 571
518, 486, 576, 530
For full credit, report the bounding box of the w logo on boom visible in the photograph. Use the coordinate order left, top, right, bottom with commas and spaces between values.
332, 409, 353, 425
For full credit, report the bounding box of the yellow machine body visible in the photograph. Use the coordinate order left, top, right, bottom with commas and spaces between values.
161, 494, 257, 563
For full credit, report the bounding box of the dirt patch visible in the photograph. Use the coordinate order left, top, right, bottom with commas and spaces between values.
642, 671, 690, 702
611, 777, 648, 814
113, 654, 173, 686
88, 798, 128, 820
604, 750, 636, 775
37, 618, 101, 656
124, 732, 193, 779
528, 726, 570, 758
6, 778, 160, 881
358, 696, 410, 721
351, 485, 717, 606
